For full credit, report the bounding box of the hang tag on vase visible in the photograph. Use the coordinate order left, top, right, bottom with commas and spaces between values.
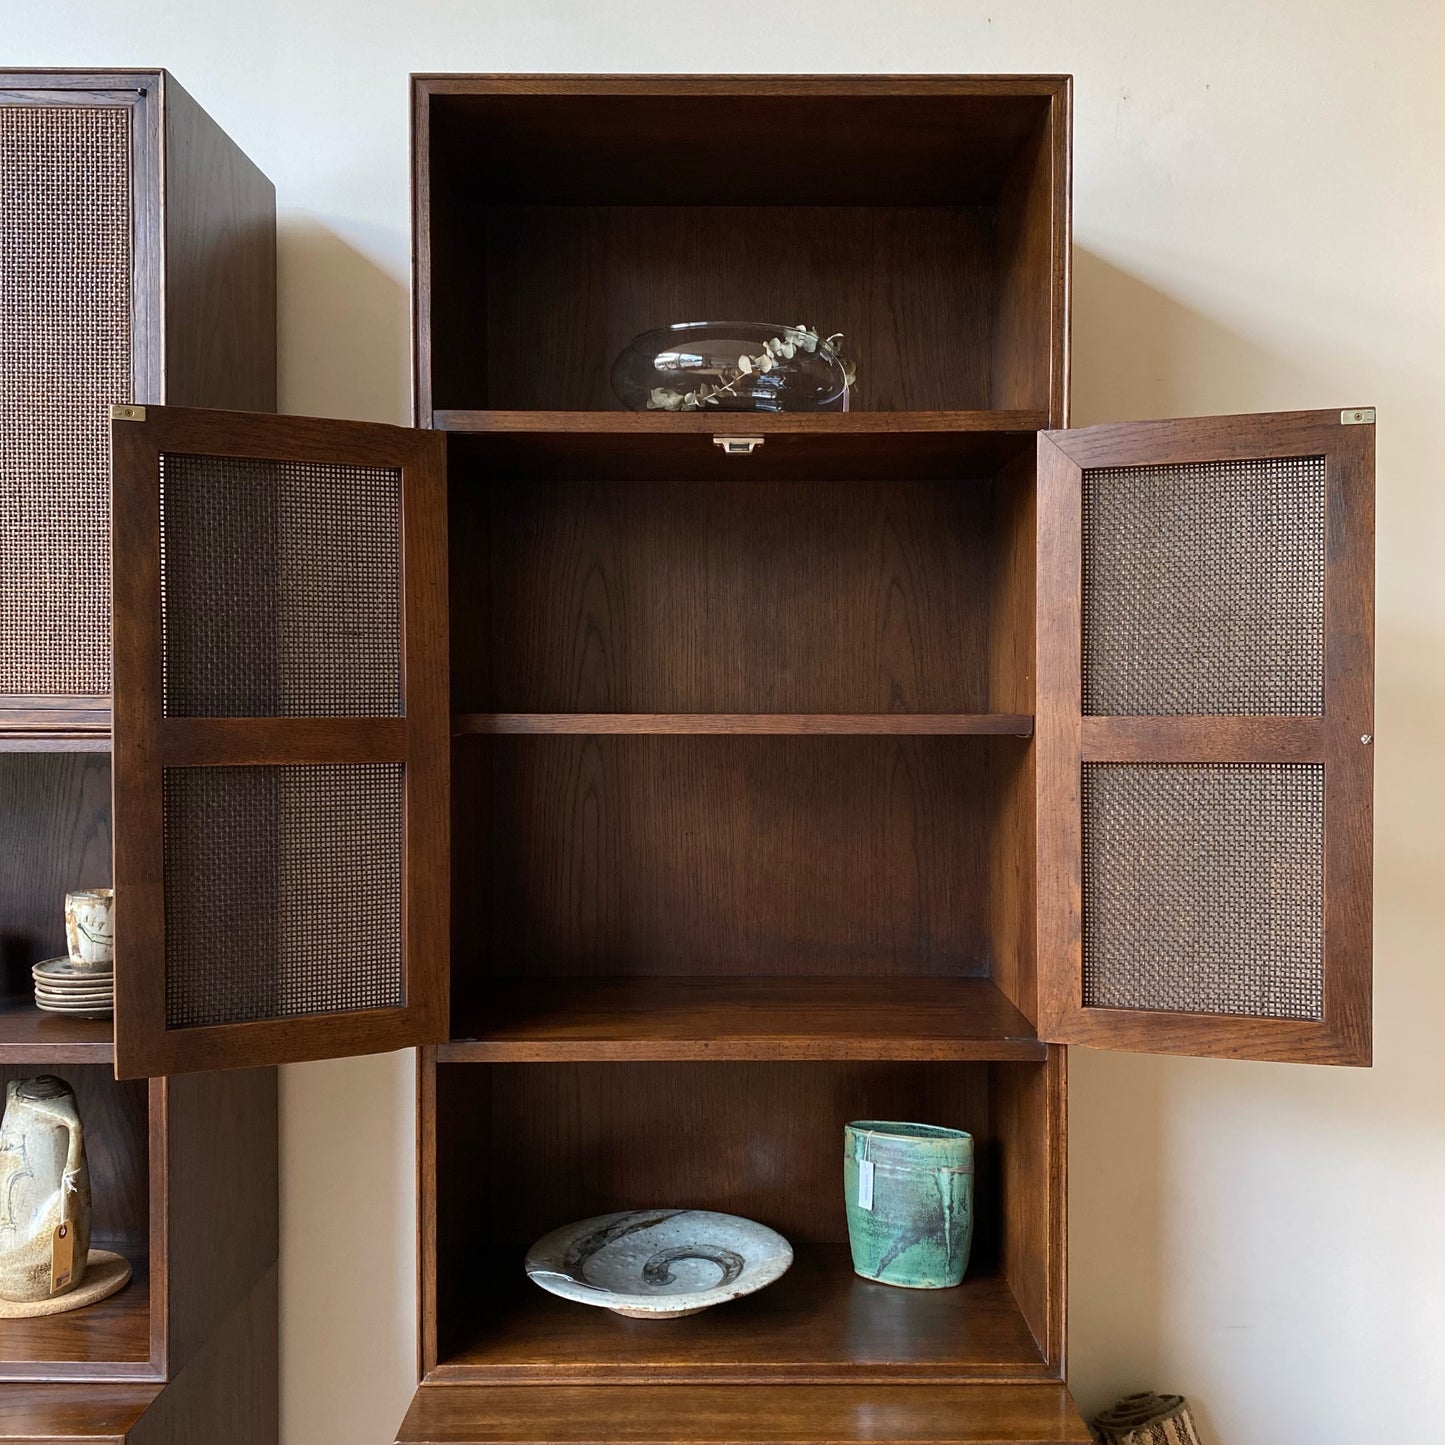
51, 1221, 75, 1294
858, 1158, 875, 1211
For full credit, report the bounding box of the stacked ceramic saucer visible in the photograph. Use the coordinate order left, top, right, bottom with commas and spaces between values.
33, 888, 114, 1020
33, 956, 113, 1019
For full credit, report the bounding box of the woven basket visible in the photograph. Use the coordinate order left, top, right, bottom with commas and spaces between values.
1091, 1393, 1202, 1445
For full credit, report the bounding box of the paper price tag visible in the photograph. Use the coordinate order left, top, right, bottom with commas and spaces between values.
51, 1221, 75, 1295
857, 1158, 875, 1211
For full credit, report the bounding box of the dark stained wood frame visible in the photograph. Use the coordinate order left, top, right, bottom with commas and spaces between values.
410, 74, 1071, 427
110, 406, 450, 1077
1036, 408, 1374, 1064
395, 1381, 1094, 1445
0, 76, 158, 743
415, 1047, 1068, 1387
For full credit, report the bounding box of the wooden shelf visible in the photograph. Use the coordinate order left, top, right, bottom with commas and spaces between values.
434, 409, 1049, 433
0, 733, 110, 754
0, 1263, 151, 1376
431, 1245, 1047, 1384
455, 713, 1034, 737
0, 997, 114, 1063
436, 410, 1044, 480
441, 977, 1045, 1063
0, 707, 111, 753
0, 1382, 163, 1439
399, 1382, 1090, 1445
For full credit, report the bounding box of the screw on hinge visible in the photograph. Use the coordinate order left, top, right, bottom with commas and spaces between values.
110, 404, 146, 421
1361, 734, 1373, 744
1341, 408, 1375, 425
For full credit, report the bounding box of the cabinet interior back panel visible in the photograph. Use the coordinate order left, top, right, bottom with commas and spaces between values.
469, 206, 994, 411
452, 475, 1018, 714
453, 735, 1029, 983
0, 754, 112, 990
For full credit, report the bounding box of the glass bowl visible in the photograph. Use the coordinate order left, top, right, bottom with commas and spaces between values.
611, 322, 854, 413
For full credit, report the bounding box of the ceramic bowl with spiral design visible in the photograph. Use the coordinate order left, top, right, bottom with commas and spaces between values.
524, 1209, 793, 1319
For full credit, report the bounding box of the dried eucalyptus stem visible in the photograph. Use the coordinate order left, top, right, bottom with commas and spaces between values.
647, 325, 855, 411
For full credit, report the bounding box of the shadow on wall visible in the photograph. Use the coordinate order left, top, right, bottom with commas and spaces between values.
276, 216, 411, 424
1070, 246, 1316, 425
1064, 248, 1445, 1443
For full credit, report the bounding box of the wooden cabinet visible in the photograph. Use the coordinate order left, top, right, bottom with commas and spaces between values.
0, 71, 277, 1443
6, 71, 1374, 1445
0, 69, 276, 747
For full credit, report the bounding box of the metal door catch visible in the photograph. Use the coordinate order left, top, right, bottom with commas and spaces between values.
713, 436, 765, 455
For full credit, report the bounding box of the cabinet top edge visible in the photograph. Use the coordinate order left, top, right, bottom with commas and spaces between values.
412, 73, 1073, 97
1044, 405, 1376, 449
0, 68, 166, 90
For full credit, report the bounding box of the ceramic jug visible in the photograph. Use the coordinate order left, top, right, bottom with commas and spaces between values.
0, 1076, 91, 1302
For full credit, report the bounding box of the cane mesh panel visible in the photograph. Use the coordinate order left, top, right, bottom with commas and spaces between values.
163, 764, 404, 1028
1082, 763, 1324, 1019
0, 104, 131, 697
1083, 456, 1325, 715
159, 453, 402, 717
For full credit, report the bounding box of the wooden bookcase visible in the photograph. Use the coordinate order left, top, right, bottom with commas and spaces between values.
0, 72, 278, 1443
79, 74, 1372, 1445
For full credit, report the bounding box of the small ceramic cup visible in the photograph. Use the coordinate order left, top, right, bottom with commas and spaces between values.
64, 890, 114, 971
843, 1120, 973, 1289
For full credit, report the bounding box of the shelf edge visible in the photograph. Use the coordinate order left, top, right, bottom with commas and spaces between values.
454, 713, 1035, 737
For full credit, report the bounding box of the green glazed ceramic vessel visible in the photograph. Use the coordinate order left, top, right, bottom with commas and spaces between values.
843, 1120, 973, 1289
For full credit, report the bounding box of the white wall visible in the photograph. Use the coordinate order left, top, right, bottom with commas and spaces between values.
10, 4, 1444, 1441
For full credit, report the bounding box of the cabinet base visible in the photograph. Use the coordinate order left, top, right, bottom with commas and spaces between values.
395, 1383, 1091, 1445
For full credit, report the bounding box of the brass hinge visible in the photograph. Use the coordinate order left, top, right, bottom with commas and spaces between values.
713, 436, 765, 456
1340, 407, 1375, 425
110, 404, 147, 422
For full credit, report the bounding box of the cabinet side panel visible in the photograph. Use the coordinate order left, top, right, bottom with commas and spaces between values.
991, 82, 1069, 424
162, 1066, 278, 1380
993, 1046, 1065, 1372
986, 455, 1038, 1024
128, 1265, 278, 1445
159, 74, 276, 412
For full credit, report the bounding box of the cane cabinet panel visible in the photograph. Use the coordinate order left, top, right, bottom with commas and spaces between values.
1036, 411, 1374, 1064
0, 70, 275, 747
107, 406, 449, 1078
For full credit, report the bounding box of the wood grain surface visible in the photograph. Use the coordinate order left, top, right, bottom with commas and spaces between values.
451, 735, 1023, 982
395, 1381, 1092, 1444
442, 976, 1043, 1063
431, 1245, 1047, 1385
455, 713, 1034, 736
0, 1381, 162, 1441
158, 72, 276, 413
450, 472, 1026, 715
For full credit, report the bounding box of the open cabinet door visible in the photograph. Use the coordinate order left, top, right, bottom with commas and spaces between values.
1036, 408, 1373, 1064
110, 405, 449, 1077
